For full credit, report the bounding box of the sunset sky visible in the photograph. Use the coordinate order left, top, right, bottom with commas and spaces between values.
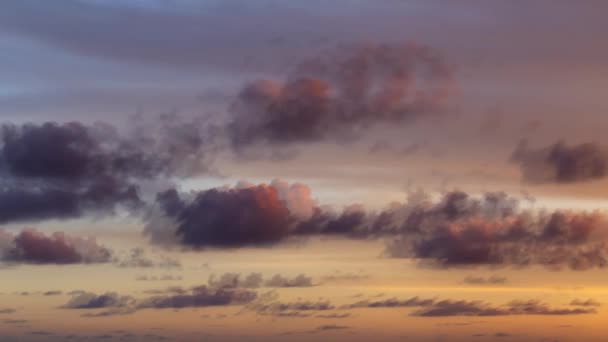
2, 1, 608, 341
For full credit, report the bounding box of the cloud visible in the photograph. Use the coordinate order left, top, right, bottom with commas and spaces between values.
316, 313, 352, 319
135, 275, 183, 282
137, 285, 257, 309
463, 275, 508, 285
383, 191, 608, 270
344, 296, 435, 309
264, 274, 314, 288
248, 299, 335, 317
43, 291, 63, 296
62, 292, 134, 309
145, 179, 608, 270
207, 272, 313, 289
145, 182, 295, 248
228, 42, 454, 149
0, 308, 16, 314
113, 248, 181, 269
321, 271, 370, 283
511, 140, 608, 184
316, 325, 350, 331
412, 299, 597, 317
0, 116, 214, 224
0, 229, 111, 264
570, 299, 601, 307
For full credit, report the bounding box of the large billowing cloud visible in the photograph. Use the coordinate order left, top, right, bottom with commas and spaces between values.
0, 115, 213, 224
145, 180, 320, 248
511, 140, 608, 184
0, 229, 111, 264
145, 179, 377, 248
147, 180, 608, 270
228, 42, 454, 149
384, 191, 608, 270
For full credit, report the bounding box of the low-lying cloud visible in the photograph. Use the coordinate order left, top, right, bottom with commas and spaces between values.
0, 229, 111, 264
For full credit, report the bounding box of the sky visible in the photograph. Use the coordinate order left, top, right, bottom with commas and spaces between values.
2, 1, 608, 341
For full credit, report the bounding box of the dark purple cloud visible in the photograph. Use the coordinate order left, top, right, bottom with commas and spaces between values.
0, 116, 214, 224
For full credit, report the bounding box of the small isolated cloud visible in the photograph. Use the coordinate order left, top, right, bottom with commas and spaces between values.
412, 299, 597, 317
264, 274, 314, 288
245, 291, 334, 317
320, 271, 370, 283
135, 275, 183, 282
316, 313, 352, 319
316, 325, 350, 331
0, 229, 111, 265
463, 275, 508, 285
137, 285, 257, 310
344, 296, 435, 309
43, 291, 63, 296
113, 248, 181, 269
207, 272, 314, 289
570, 299, 601, 307
511, 140, 608, 184
63, 292, 135, 310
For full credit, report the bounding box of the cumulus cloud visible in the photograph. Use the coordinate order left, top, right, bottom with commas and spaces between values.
145, 180, 315, 248
0, 116, 214, 224
383, 191, 608, 270
511, 140, 608, 184
144, 180, 608, 270
0, 229, 111, 264
145, 179, 383, 248
228, 42, 454, 149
